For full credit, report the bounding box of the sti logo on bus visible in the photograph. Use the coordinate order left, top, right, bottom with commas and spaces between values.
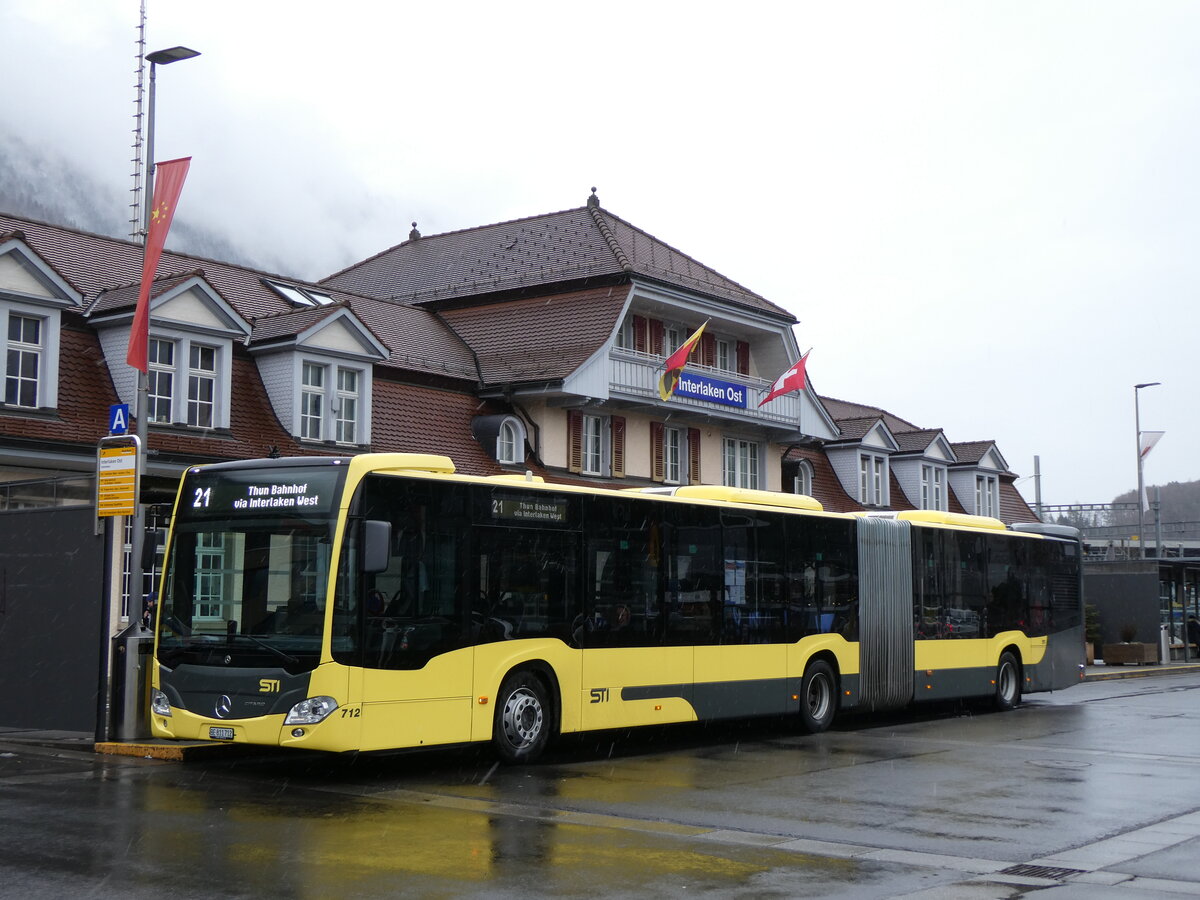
259, 679, 280, 693
589, 687, 610, 703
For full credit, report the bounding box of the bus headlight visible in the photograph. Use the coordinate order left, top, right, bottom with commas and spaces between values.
284, 696, 338, 725
150, 688, 171, 717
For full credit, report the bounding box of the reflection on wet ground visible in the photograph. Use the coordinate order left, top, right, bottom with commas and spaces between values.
2, 676, 1199, 898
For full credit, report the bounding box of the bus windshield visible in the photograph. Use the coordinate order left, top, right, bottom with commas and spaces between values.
156, 463, 347, 674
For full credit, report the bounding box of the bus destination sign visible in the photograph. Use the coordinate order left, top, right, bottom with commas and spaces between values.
181, 466, 346, 520
491, 495, 569, 524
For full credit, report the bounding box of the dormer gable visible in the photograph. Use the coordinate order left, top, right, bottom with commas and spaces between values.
0, 235, 82, 309
248, 306, 388, 362
88, 272, 251, 431
248, 306, 388, 448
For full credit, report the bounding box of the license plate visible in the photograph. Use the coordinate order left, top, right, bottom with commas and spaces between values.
209, 726, 235, 741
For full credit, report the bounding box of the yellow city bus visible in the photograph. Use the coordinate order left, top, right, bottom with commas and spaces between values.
150, 453, 1084, 762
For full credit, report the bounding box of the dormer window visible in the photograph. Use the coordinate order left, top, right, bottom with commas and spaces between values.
138, 332, 228, 428
921, 464, 946, 511
976, 475, 999, 517
298, 359, 364, 445
4, 313, 41, 407
860, 453, 887, 506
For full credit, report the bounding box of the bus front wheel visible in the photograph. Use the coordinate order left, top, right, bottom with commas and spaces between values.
493, 671, 550, 764
994, 651, 1022, 711
798, 660, 837, 734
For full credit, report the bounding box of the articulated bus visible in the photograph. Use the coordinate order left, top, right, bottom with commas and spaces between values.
150, 453, 1084, 762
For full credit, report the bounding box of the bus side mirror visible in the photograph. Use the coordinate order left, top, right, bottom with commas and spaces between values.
363, 520, 392, 573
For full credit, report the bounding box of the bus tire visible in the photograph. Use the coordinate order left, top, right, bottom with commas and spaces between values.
994, 651, 1021, 711
493, 671, 550, 764
798, 660, 837, 734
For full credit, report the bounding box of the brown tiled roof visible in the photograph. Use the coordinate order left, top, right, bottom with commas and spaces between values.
950, 440, 1005, 469
819, 395, 920, 433
321, 202, 794, 320
999, 477, 1037, 523
0, 213, 476, 383
369, 378, 502, 475
783, 445, 861, 513
88, 271, 208, 316
888, 470, 916, 511
826, 415, 881, 443
892, 428, 947, 455
438, 285, 628, 385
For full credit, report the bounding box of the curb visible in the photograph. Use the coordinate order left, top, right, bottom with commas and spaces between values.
93, 740, 248, 761
1084, 663, 1200, 682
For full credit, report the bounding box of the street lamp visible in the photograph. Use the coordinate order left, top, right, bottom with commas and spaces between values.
129, 45, 199, 630
1134, 381, 1161, 559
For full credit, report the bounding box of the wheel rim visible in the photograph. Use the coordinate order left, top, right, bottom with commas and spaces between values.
806, 673, 830, 721
501, 687, 543, 748
998, 662, 1017, 703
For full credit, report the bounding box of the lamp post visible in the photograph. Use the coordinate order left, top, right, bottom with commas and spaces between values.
1134, 381, 1160, 559
129, 45, 199, 630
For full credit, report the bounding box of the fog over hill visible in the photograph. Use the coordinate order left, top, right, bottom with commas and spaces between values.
0, 133, 287, 276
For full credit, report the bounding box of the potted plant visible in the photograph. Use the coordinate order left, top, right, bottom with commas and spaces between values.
1103, 623, 1158, 665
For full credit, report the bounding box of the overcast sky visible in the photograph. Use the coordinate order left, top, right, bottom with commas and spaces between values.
2, 1, 1197, 507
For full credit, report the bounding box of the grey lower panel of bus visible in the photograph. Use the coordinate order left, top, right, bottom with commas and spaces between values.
159, 665, 312, 720
623, 679, 801, 719
856, 517, 915, 711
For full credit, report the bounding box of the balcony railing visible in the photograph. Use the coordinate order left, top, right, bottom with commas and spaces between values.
609, 349, 803, 427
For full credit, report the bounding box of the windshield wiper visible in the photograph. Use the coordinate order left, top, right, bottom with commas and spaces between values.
226, 633, 300, 667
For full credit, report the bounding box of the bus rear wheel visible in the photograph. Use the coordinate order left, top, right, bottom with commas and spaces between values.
994, 651, 1021, 711
798, 660, 837, 734
493, 671, 550, 764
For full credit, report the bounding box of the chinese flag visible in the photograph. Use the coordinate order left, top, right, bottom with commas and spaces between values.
657, 320, 708, 401
126, 157, 191, 371
758, 351, 810, 407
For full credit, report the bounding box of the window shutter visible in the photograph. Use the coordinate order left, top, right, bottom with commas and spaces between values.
611, 416, 626, 478
736, 340, 750, 375
567, 409, 583, 474
650, 421, 665, 483
700, 333, 716, 368
632, 315, 647, 354
687, 427, 701, 484
649, 319, 664, 356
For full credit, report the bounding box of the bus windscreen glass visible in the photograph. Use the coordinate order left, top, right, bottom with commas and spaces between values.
157, 465, 347, 673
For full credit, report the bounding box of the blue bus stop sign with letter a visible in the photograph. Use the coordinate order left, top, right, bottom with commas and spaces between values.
109, 404, 130, 435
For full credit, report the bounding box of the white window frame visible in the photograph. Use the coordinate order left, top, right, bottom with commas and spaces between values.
147, 338, 175, 424
1, 303, 61, 409
722, 437, 760, 489
794, 460, 814, 497
295, 357, 369, 446
976, 474, 999, 517
614, 318, 633, 350
139, 332, 229, 429
4, 312, 42, 408
496, 417, 526, 465
301, 361, 325, 440
921, 464, 945, 511
663, 326, 683, 357
859, 453, 887, 506
664, 426, 682, 485
715, 338, 732, 372
335, 367, 359, 444
187, 343, 217, 428
581, 414, 603, 476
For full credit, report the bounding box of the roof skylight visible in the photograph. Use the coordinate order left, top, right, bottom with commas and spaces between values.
263, 279, 336, 307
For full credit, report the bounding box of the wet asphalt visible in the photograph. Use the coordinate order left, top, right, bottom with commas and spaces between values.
2, 671, 1200, 899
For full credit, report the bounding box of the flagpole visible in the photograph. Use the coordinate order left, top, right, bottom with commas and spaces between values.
1134, 381, 1160, 559
129, 47, 199, 640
